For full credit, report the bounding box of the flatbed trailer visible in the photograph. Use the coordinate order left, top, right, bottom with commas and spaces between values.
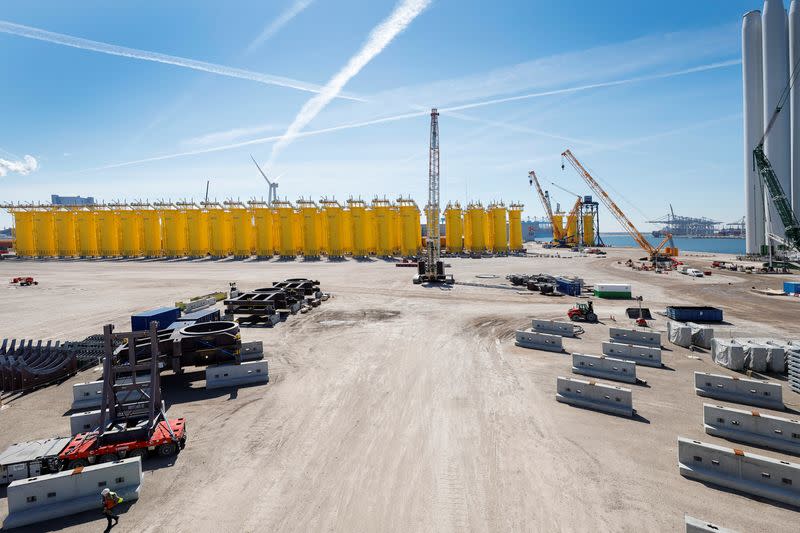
58, 418, 186, 468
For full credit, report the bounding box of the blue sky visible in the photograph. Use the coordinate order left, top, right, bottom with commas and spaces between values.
0, 1, 768, 230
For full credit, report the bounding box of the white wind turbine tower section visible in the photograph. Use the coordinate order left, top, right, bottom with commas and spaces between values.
762, 0, 791, 240
743, 10, 766, 254
250, 154, 280, 205
791, 0, 800, 217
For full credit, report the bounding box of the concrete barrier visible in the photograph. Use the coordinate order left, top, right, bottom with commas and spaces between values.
205, 360, 268, 389
703, 403, 800, 455
685, 515, 738, 533
71, 376, 149, 410
531, 319, 577, 338
555, 376, 633, 417
69, 409, 109, 436
608, 327, 661, 347
678, 437, 800, 507
601, 342, 662, 368
3, 457, 142, 529
571, 353, 637, 384
514, 330, 563, 352
694, 372, 784, 410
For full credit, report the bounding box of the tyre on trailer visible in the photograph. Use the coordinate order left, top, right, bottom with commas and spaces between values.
68, 459, 89, 469
157, 441, 178, 456
99, 454, 118, 463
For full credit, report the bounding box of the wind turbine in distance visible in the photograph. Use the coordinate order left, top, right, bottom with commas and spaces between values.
250, 154, 280, 206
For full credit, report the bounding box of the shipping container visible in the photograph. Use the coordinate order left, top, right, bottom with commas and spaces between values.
131, 307, 181, 331
664, 306, 723, 323
556, 277, 582, 296
784, 281, 800, 294
593, 282, 632, 299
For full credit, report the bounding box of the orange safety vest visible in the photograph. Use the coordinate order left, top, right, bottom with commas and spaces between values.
103, 493, 122, 510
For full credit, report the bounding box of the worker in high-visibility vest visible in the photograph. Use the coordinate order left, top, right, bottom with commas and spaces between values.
101, 488, 123, 528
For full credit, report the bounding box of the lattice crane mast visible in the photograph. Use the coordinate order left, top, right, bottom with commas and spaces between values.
528, 170, 564, 242
561, 149, 675, 261
414, 108, 453, 284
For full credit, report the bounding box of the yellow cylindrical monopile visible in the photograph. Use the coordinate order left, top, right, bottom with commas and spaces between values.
298, 200, 321, 257
467, 203, 485, 253
76, 210, 98, 257
141, 210, 162, 257
463, 207, 472, 251
275, 202, 296, 257
342, 208, 353, 254
347, 199, 370, 257
372, 198, 396, 256
552, 214, 564, 242
12, 211, 36, 257
566, 213, 578, 245
119, 210, 143, 257
96, 209, 121, 257
321, 200, 344, 257
186, 209, 210, 257
291, 210, 302, 255
508, 203, 524, 251
209, 208, 233, 257
32, 210, 56, 257
53, 210, 77, 257
582, 213, 595, 246
489, 203, 507, 253
397, 198, 420, 257
163, 208, 188, 257
231, 208, 254, 257
444, 202, 463, 254
252, 206, 273, 257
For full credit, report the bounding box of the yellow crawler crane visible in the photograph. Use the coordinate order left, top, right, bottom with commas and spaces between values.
561, 149, 677, 261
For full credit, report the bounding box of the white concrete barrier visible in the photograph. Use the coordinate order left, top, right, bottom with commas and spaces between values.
608, 327, 661, 347
515, 330, 563, 352
205, 360, 268, 389
555, 376, 633, 417
743, 343, 768, 372
703, 404, 800, 455
531, 319, 577, 338
685, 515, 738, 533
678, 437, 800, 507
601, 342, 662, 368
2, 457, 142, 530
571, 353, 637, 384
694, 372, 784, 410
71, 376, 149, 410
69, 409, 110, 436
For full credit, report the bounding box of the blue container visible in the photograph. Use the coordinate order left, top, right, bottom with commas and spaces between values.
665, 306, 723, 323
555, 277, 582, 297
784, 281, 800, 294
131, 306, 181, 331
177, 308, 220, 323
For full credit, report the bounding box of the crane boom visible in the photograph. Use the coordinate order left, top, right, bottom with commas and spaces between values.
529, 170, 563, 240
753, 145, 800, 250
561, 149, 674, 259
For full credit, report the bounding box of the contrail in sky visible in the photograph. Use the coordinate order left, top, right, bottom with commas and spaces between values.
0, 19, 363, 101
265, 0, 432, 167
78, 57, 738, 173
245, 0, 314, 54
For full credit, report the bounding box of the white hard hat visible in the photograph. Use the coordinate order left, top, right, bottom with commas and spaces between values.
101, 488, 110, 496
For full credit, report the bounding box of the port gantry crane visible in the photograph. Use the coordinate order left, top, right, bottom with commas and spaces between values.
414, 108, 454, 284
561, 149, 677, 263
528, 170, 566, 244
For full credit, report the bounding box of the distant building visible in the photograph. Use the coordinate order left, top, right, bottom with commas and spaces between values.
51, 195, 95, 206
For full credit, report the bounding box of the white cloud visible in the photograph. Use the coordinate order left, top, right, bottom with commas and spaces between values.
0, 19, 363, 101
245, 0, 314, 54
266, 0, 432, 167
0, 155, 38, 177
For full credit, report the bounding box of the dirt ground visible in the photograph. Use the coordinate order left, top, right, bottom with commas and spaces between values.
1, 245, 799, 532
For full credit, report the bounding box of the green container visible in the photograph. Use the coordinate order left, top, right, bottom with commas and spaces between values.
593, 290, 631, 299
